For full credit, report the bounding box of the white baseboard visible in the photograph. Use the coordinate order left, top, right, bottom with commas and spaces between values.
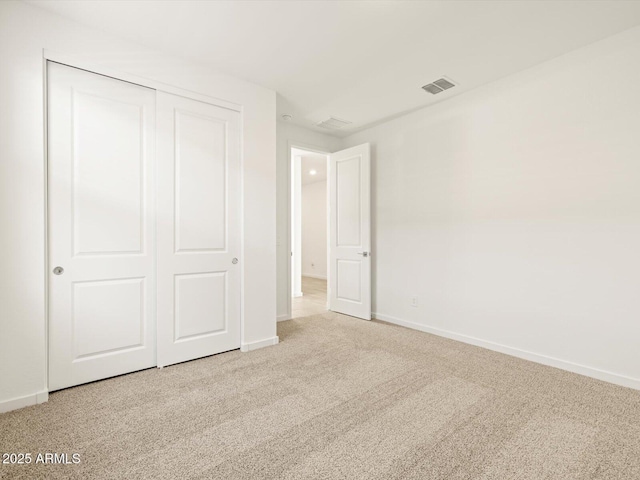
373, 312, 640, 391
277, 314, 291, 322
241, 336, 280, 352
0, 390, 49, 414
293, 291, 303, 298
302, 273, 327, 280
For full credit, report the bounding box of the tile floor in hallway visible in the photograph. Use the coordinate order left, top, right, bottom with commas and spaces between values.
292, 276, 328, 318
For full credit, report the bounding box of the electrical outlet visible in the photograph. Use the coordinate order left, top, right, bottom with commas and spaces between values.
411, 296, 418, 307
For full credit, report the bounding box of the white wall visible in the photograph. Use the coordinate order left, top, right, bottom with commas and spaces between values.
0, 0, 276, 412
276, 121, 342, 319
302, 180, 328, 279
343, 25, 640, 389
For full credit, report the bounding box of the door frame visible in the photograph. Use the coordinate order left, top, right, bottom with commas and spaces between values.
43, 50, 244, 391
286, 141, 332, 320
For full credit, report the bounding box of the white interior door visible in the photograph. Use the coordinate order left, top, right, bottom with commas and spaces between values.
156, 92, 241, 367
329, 143, 371, 320
48, 62, 157, 391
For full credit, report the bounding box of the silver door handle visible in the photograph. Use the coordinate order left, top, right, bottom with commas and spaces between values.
53, 266, 64, 275
357, 252, 370, 257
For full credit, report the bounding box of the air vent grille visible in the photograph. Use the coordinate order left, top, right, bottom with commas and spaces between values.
422, 77, 457, 95
422, 84, 443, 94
316, 116, 352, 130
433, 78, 455, 90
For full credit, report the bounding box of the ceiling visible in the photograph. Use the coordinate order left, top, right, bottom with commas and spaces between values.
291, 148, 328, 185
27, 0, 640, 137
300, 155, 328, 186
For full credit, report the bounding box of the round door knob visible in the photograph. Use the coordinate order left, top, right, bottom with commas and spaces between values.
232, 258, 238, 264
53, 266, 64, 275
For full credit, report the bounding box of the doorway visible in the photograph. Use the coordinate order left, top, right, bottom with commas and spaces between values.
291, 148, 329, 318
287, 143, 372, 321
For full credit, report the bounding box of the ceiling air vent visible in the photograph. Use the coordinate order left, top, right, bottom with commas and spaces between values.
422, 77, 457, 95
316, 116, 352, 130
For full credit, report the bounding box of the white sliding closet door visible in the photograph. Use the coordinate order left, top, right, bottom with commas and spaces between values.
156, 92, 241, 367
48, 62, 157, 391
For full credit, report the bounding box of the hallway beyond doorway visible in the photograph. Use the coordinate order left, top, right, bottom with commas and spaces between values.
292, 276, 327, 318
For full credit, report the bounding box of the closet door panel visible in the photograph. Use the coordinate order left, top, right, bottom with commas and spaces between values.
48, 62, 156, 391
156, 92, 241, 367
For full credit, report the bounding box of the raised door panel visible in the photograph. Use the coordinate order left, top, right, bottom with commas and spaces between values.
72, 278, 145, 359
336, 260, 362, 303
174, 272, 227, 341
175, 111, 227, 253
336, 155, 362, 247
73, 91, 145, 255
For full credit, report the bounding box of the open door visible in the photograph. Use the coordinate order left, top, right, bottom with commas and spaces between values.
329, 143, 371, 320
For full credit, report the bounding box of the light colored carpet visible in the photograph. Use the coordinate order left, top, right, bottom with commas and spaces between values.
1, 312, 640, 479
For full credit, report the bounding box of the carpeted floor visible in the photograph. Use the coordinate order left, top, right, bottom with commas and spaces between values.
1, 312, 640, 479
